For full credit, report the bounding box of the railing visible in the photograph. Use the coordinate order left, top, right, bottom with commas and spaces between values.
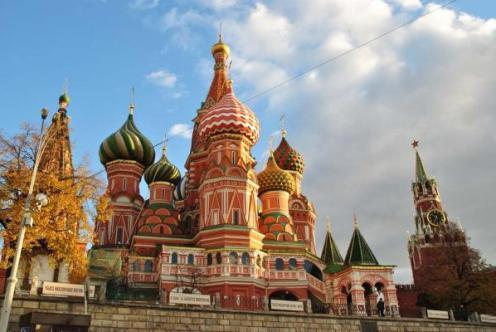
128, 272, 159, 283
221, 295, 265, 311
329, 303, 399, 317
306, 273, 325, 292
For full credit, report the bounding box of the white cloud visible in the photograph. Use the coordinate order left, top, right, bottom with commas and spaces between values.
169, 124, 193, 139
145, 70, 177, 88
388, 0, 422, 10
129, 0, 160, 10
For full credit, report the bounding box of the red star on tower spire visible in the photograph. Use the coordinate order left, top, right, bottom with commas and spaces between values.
411, 139, 419, 149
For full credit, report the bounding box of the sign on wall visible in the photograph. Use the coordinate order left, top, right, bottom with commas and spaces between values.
480, 314, 496, 323
270, 299, 304, 312
169, 292, 211, 306
427, 309, 450, 320
42, 281, 85, 298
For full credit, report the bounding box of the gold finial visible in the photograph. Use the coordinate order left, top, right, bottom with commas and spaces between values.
129, 87, 135, 114
280, 114, 287, 138
411, 139, 419, 149
326, 216, 332, 233
353, 213, 359, 229
162, 132, 168, 156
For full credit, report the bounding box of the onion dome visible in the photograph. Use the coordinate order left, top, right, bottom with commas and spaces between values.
273, 134, 305, 174
59, 92, 70, 105
197, 88, 260, 145
99, 106, 155, 168
211, 37, 230, 56
144, 146, 181, 185
174, 175, 187, 200
257, 153, 295, 195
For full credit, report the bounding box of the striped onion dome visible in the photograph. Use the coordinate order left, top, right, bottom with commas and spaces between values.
197, 89, 260, 145
143, 148, 181, 185
99, 109, 155, 168
273, 135, 305, 175
174, 175, 187, 200
258, 153, 295, 195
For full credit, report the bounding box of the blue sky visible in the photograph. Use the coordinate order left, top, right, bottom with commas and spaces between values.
1, 0, 495, 282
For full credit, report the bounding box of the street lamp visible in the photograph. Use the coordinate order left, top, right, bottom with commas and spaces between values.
0, 108, 55, 331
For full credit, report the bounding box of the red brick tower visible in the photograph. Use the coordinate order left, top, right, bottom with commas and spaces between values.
407, 141, 467, 289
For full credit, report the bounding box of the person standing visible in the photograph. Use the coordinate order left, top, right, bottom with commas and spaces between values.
377, 298, 385, 317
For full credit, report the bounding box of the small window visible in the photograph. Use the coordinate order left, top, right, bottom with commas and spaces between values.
229, 252, 238, 265
275, 258, 284, 270
242, 252, 250, 265
256, 255, 261, 267
216, 252, 222, 264
188, 254, 194, 265
232, 210, 240, 225
207, 253, 213, 266
122, 178, 127, 191
289, 258, 297, 270
132, 261, 140, 272
171, 252, 178, 264
116, 228, 123, 244
231, 151, 237, 165
144, 260, 153, 272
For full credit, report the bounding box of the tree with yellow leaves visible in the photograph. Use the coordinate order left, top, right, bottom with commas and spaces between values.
0, 122, 102, 284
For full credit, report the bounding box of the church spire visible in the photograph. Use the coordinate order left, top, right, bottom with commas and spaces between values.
321, 217, 344, 273
412, 140, 429, 183
344, 215, 379, 266
203, 33, 231, 109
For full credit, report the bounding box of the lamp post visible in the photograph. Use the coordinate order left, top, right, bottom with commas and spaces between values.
0, 108, 52, 331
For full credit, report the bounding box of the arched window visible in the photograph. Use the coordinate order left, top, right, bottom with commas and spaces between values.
171, 252, 178, 264
216, 252, 222, 264
288, 258, 297, 270
188, 254, 194, 265
241, 252, 250, 265
256, 255, 261, 267
207, 253, 213, 266
132, 261, 140, 272
229, 252, 238, 265
144, 260, 153, 272
275, 258, 284, 270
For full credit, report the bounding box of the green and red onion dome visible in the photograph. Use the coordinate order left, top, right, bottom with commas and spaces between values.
99, 112, 155, 168
273, 136, 305, 175
144, 151, 181, 186
257, 154, 295, 195
197, 90, 260, 145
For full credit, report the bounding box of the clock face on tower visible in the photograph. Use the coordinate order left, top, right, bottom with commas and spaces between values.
427, 209, 445, 227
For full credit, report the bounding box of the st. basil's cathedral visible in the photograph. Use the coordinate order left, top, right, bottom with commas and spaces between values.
88, 37, 401, 316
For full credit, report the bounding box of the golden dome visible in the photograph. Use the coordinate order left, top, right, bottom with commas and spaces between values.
211, 37, 230, 56
258, 154, 295, 195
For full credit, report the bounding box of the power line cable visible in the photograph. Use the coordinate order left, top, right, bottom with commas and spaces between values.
242, 0, 457, 104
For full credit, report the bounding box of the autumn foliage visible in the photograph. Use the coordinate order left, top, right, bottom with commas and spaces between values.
0, 123, 102, 283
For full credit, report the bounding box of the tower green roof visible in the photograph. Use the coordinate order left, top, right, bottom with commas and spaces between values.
415, 149, 429, 183
321, 229, 344, 273
344, 226, 379, 266
99, 109, 155, 168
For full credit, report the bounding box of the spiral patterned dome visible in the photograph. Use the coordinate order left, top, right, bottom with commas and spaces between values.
258, 154, 295, 195
144, 150, 181, 185
197, 91, 260, 145
99, 111, 155, 168
273, 136, 305, 174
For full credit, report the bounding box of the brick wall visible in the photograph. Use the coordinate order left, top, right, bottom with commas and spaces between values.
4, 296, 496, 332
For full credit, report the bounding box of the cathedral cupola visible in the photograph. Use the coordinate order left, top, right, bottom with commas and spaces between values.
196, 36, 260, 146
344, 216, 379, 266
144, 143, 181, 186
273, 131, 305, 175
99, 103, 155, 168
257, 153, 295, 195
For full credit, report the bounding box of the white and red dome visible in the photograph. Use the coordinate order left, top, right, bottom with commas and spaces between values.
197, 91, 260, 145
